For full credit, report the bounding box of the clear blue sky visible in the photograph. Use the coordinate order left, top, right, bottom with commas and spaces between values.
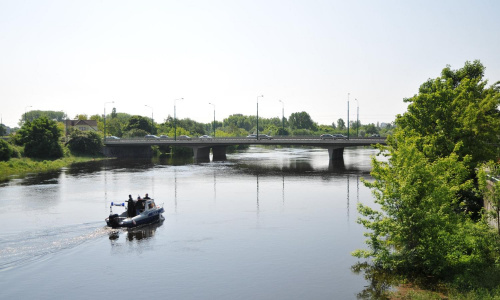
1, 0, 499, 128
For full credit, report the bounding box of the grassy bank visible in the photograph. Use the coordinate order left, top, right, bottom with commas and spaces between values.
0, 156, 105, 181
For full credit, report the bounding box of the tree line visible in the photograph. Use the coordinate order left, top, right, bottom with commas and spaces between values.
1, 106, 392, 161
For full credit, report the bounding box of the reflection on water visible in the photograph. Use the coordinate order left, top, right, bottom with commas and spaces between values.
108, 218, 164, 241
352, 262, 397, 299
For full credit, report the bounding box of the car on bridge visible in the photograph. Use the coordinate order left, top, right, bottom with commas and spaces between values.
332, 134, 348, 140
106, 136, 120, 140
320, 134, 334, 140
199, 135, 213, 140
259, 134, 273, 140
178, 135, 192, 140
159, 135, 169, 139
145, 135, 159, 139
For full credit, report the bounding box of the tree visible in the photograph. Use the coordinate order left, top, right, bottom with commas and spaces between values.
354, 61, 500, 287
19, 110, 66, 126
397, 60, 500, 167
75, 114, 88, 120
0, 124, 6, 136
288, 111, 317, 131
67, 130, 103, 155
396, 60, 500, 216
0, 139, 15, 161
124, 115, 151, 133
364, 123, 378, 135
15, 117, 63, 159
337, 118, 345, 130
478, 161, 500, 234
354, 137, 500, 284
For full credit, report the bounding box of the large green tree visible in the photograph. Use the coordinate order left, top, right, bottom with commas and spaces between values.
124, 115, 151, 133
288, 111, 317, 131
355, 137, 500, 286
355, 61, 500, 288
397, 60, 500, 215
397, 60, 500, 167
15, 116, 64, 159
19, 110, 66, 126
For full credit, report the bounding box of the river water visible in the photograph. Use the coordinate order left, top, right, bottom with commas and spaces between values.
0, 146, 380, 299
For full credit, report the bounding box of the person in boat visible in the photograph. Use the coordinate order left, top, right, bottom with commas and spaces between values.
127, 195, 136, 218
144, 193, 151, 200
136, 196, 146, 214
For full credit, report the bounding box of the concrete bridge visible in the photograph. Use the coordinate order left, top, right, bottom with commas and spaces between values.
103, 136, 387, 161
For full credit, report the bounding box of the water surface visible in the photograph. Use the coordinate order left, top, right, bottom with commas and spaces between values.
0, 146, 379, 299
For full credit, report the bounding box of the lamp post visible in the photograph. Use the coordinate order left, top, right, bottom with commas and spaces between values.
209, 102, 215, 137
174, 98, 183, 140
256, 95, 263, 139
347, 93, 350, 140
279, 99, 284, 136
24, 105, 32, 123
145, 105, 153, 134
354, 99, 359, 138
104, 101, 114, 139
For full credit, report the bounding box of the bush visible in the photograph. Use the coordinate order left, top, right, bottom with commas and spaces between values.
67, 131, 103, 155
0, 139, 13, 161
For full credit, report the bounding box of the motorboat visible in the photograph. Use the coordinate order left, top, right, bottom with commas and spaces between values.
105, 198, 164, 228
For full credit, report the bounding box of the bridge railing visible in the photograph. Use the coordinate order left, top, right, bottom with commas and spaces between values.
105, 135, 387, 142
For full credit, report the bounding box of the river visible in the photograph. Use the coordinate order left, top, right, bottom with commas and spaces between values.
0, 146, 380, 299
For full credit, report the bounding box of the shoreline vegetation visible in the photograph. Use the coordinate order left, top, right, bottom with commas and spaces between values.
0, 156, 106, 182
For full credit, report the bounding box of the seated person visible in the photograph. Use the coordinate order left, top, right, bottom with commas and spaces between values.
136, 196, 145, 213
144, 193, 151, 200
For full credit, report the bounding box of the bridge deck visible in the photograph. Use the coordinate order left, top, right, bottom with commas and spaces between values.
104, 137, 387, 147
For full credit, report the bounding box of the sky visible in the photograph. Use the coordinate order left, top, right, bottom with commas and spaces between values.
1, 0, 499, 128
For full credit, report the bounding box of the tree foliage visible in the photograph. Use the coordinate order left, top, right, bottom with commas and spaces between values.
478, 161, 500, 235
288, 111, 317, 131
0, 139, 15, 161
355, 137, 500, 286
355, 61, 500, 288
124, 115, 151, 133
66, 130, 103, 155
15, 117, 64, 159
19, 110, 66, 126
397, 60, 500, 167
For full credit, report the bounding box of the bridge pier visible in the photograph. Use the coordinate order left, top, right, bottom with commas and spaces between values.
212, 146, 227, 161
192, 146, 211, 160
192, 146, 228, 161
327, 147, 345, 161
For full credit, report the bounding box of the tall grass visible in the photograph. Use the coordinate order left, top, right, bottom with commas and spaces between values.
0, 156, 102, 181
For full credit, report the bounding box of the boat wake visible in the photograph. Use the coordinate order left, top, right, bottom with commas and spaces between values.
0, 222, 113, 272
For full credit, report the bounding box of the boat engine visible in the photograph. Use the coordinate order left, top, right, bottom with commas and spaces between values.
108, 214, 120, 227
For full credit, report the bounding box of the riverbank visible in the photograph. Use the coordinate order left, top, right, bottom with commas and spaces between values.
0, 156, 107, 181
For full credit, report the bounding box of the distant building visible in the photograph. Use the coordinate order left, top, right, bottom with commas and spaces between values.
64, 120, 98, 132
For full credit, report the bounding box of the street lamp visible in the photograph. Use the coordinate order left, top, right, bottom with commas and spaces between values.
347, 93, 350, 140
279, 99, 285, 136
209, 102, 215, 137
174, 98, 183, 140
24, 105, 32, 123
104, 101, 114, 139
145, 105, 153, 134
354, 99, 359, 138
256, 95, 263, 139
